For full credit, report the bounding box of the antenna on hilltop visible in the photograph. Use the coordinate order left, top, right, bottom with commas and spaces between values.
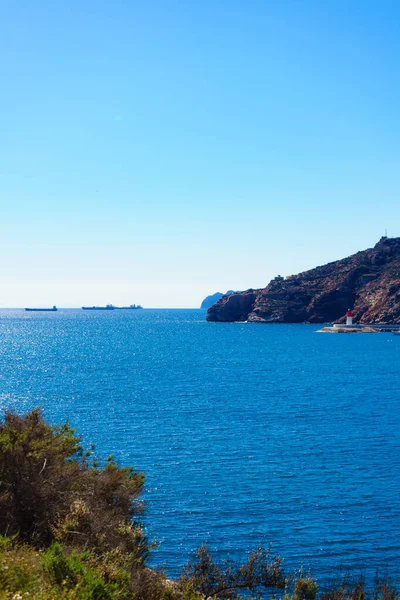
385, 228, 388, 237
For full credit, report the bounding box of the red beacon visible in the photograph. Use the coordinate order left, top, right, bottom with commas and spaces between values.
346, 309, 353, 326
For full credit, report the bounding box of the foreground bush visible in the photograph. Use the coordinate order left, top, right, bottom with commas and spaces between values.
0, 536, 151, 599
0, 408, 148, 560
0, 535, 183, 600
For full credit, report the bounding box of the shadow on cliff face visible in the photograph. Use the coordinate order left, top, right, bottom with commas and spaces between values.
206, 291, 256, 322
307, 288, 357, 323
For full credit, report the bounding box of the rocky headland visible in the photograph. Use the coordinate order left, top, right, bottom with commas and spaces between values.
206, 237, 400, 324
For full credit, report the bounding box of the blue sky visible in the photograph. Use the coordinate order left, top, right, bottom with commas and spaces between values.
1, 0, 399, 307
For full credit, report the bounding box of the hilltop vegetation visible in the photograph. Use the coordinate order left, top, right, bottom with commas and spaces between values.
0, 410, 398, 599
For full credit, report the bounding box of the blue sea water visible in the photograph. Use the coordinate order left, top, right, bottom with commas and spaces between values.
0, 308, 399, 584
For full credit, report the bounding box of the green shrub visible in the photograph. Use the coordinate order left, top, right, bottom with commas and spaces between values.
293, 577, 318, 600
0, 409, 149, 560
77, 568, 116, 600
0, 536, 41, 595
41, 543, 82, 587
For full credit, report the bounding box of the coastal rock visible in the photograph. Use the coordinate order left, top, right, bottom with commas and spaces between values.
206, 237, 400, 324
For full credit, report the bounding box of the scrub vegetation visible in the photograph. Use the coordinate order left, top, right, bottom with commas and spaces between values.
0, 409, 398, 600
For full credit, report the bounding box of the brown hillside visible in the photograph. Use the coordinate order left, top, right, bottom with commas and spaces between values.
206, 237, 400, 323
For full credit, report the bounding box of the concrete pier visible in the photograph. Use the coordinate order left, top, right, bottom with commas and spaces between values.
319, 323, 400, 333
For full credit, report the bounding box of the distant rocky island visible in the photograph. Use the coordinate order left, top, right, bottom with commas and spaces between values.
200, 290, 235, 309
206, 237, 400, 324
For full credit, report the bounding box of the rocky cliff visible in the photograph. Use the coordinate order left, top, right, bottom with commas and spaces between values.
206, 237, 400, 324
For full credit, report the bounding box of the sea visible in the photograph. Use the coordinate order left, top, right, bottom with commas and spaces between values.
0, 308, 399, 585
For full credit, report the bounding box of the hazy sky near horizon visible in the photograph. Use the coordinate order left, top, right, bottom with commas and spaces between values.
1, 0, 400, 307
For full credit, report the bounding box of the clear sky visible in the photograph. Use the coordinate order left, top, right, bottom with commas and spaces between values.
1, 0, 399, 308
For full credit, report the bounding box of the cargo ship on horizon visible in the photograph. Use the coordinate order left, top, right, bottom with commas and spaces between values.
25, 306, 58, 312
82, 304, 143, 310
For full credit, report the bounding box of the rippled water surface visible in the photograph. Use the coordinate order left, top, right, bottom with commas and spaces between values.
0, 308, 399, 582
